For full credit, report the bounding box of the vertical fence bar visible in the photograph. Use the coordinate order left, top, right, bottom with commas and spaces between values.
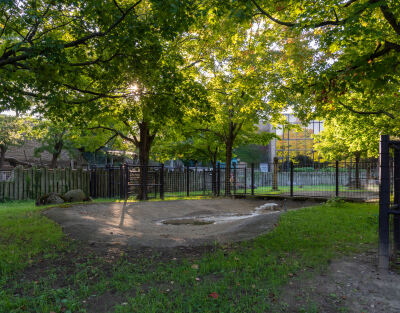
160, 164, 164, 200
186, 165, 190, 197
335, 160, 339, 197
125, 164, 129, 199
379, 134, 390, 270
217, 164, 221, 196
119, 164, 124, 199
244, 166, 247, 195
290, 161, 294, 197
251, 163, 255, 196
107, 165, 111, 198
394, 148, 400, 252
203, 169, 206, 195
233, 163, 237, 195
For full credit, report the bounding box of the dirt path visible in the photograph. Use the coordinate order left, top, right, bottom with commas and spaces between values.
43, 198, 320, 248
279, 250, 400, 313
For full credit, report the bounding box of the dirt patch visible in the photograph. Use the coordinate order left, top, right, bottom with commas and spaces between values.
279, 250, 400, 313
43, 198, 320, 248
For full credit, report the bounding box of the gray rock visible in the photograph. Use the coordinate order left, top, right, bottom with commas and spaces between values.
63, 189, 91, 203
36, 193, 65, 206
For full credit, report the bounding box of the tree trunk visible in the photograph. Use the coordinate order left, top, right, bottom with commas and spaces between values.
49, 140, 63, 169
136, 122, 154, 200
355, 152, 361, 189
225, 140, 233, 196
272, 157, 279, 190
211, 151, 217, 195
0, 146, 6, 170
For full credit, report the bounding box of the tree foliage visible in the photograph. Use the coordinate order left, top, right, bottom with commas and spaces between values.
0, 115, 30, 169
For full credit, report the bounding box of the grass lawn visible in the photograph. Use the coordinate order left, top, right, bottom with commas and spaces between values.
0, 199, 378, 312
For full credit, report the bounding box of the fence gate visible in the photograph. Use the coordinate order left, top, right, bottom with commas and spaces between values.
122, 165, 164, 200
379, 135, 400, 270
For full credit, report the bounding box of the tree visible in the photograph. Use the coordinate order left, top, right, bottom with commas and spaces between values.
247, 0, 400, 121
314, 114, 383, 188
84, 37, 208, 199
0, 0, 199, 113
184, 14, 283, 195
0, 115, 29, 169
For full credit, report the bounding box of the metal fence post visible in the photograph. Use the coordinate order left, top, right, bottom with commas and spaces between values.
336, 160, 339, 197
106, 164, 111, 198
91, 165, 97, 198
233, 163, 237, 195
251, 163, 255, 196
379, 134, 390, 271
217, 163, 221, 196
290, 161, 294, 197
203, 169, 206, 195
186, 165, 190, 197
244, 166, 247, 195
119, 164, 124, 199
160, 163, 164, 200
125, 164, 129, 199
394, 148, 400, 251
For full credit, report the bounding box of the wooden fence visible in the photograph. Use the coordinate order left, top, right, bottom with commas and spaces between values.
0, 166, 92, 200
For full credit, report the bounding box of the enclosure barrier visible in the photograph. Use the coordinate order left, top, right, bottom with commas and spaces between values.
0, 160, 379, 201
378, 135, 400, 271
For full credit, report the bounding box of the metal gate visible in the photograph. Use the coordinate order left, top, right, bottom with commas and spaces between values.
122, 165, 164, 200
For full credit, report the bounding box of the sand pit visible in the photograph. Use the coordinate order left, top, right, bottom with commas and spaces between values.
43, 198, 320, 248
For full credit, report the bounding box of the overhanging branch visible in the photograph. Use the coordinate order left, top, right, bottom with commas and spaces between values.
338, 100, 395, 119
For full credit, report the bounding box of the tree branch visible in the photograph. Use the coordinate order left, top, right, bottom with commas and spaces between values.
89, 126, 138, 146
250, 0, 378, 28
380, 4, 400, 36
338, 100, 395, 119
63, 0, 142, 48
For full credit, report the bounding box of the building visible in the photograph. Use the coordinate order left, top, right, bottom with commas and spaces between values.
264, 114, 324, 165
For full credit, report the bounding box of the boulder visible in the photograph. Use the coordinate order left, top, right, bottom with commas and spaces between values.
63, 189, 91, 203
36, 193, 65, 206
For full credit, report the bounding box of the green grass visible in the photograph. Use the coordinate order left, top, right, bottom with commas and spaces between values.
0, 199, 378, 312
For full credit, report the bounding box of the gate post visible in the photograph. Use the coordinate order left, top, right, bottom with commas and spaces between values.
290, 161, 294, 197
125, 164, 129, 199
186, 165, 190, 197
106, 164, 111, 198
217, 163, 221, 196
394, 148, 400, 251
160, 163, 164, 200
251, 163, 255, 195
335, 160, 339, 197
244, 165, 247, 195
90, 165, 97, 198
119, 164, 124, 199
379, 135, 390, 270
233, 163, 237, 195
203, 169, 206, 195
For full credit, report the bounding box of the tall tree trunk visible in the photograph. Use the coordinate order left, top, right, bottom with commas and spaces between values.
49, 140, 63, 169
211, 149, 218, 195
137, 122, 155, 200
355, 152, 361, 189
272, 157, 279, 190
0, 146, 6, 170
225, 139, 233, 196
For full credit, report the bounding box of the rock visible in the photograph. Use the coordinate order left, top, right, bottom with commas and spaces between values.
63, 189, 91, 203
36, 193, 65, 206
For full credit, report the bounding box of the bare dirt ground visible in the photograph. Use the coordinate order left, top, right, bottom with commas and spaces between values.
43, 198, 320, 248
279, 250, 400, 313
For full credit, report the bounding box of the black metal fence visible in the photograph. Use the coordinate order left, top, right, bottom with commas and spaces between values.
88, 161, 380, 201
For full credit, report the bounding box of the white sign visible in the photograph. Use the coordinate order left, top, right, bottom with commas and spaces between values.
260, 163, 269, 173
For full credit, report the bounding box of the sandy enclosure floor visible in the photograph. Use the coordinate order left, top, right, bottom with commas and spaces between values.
43, 198, 320, 248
